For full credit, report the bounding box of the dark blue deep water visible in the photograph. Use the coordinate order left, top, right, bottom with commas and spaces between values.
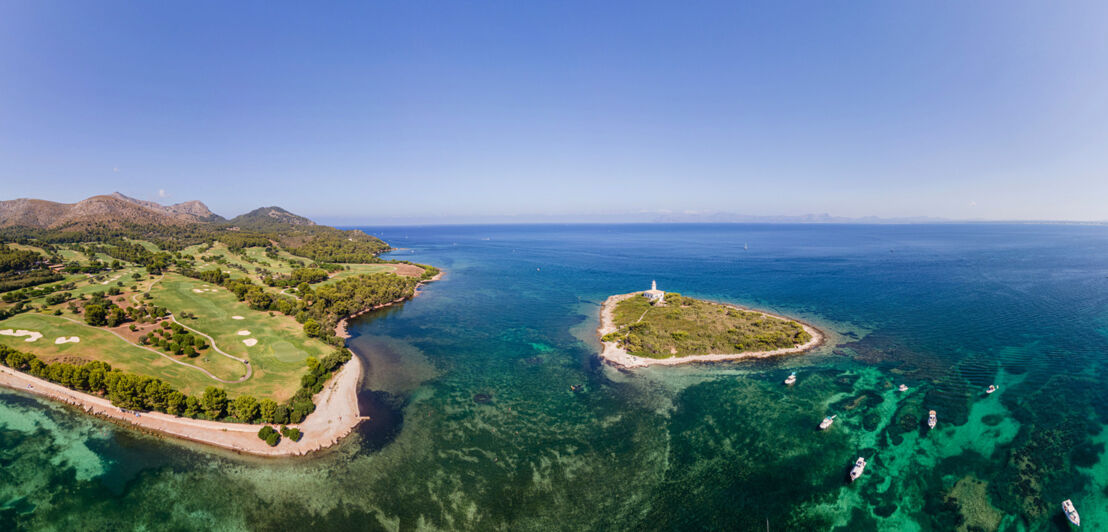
3, 223, 1108, 530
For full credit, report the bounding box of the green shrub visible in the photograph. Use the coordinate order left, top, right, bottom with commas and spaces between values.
257, 425, 281, 446
280, 425, 303, 442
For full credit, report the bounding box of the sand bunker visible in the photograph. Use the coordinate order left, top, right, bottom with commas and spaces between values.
0, 329, 43, 342
54, 336, 81, 344
236, 330, 251, 336
231, 316, 245, 320
191, 288, 219, 293
242, 338, 258, 347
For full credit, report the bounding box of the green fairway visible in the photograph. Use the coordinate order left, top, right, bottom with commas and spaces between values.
0, 312, 247, 394
55, 245, 90, 263
124, 238, 161, 252
7, 243, 51, 256
149, 273, 331, 400
318, 263, 397, 286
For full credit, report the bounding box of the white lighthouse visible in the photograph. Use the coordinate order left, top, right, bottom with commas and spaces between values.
643, 280, 664, 302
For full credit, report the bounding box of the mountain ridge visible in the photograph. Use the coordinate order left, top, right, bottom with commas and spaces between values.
0, 194, 307, 230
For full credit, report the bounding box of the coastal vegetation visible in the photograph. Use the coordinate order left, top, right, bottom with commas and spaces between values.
0, 338, 351, 428
603, 293, 812, 358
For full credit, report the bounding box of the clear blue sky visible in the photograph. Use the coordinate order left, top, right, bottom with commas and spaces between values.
3, 2, 1107, 223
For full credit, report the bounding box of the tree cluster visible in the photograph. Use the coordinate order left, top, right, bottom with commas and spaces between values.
284, 230, 390, 263
257, 425, 281, 446
0, 244, 62, 293
0, 244, 44, 273
0, 346, 201, 416
63, 260, 107, 274
280, 425, 302, 441
2, 280, 76, 303
263, 267, 328, 288
95, 240, 175, 273
140, 321, 208, 357
82, 292, 130, 327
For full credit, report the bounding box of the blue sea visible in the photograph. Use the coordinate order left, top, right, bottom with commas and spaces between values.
3, 223, 1108, 530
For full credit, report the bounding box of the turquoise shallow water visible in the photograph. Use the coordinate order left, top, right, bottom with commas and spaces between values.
3, 223, 1108, 530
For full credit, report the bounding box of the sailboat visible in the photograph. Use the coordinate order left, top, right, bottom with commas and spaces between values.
1062, 499, 1080, 526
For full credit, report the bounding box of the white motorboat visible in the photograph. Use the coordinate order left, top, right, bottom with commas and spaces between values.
928, 410, 937, 429
986, 385, 998, 394
784, 372, 796, 385
1062, 499, 1080, 527
898, 384, 908, 392
819, 415, 836, 430
849, 457, 866, 482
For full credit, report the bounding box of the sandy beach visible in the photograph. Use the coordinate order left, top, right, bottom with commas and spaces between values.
597, 292, 824, 368
0, 354, 365, 456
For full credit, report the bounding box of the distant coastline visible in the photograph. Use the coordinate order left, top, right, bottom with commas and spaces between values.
596, 292, 824, 368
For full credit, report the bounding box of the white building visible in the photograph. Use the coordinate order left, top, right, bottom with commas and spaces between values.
643, 280, 664, 302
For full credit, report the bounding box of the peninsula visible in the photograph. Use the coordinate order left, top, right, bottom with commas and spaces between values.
0, 193, 438, 455
598, 282, 822, 368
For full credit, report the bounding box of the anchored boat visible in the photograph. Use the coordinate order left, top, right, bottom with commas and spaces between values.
784, 372, 797, 386
986, 385, 998, 394
819, 415, 836, 430
849, 457, 866, 482
927, 410, 937, 430
1062, 499, 1080, 527
898, 384, 908, 392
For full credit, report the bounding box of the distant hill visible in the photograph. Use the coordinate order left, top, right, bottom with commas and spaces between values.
109, 192, 224, 223
0, 193, 224, 229
228, 207, 316, 231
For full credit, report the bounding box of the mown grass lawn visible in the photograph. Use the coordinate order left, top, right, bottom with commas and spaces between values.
0, 312, 245, 394
150, 273, 332, 400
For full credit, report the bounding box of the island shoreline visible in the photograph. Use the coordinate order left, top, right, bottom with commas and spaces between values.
0, 268, 444, 457
596, 292, 825, 368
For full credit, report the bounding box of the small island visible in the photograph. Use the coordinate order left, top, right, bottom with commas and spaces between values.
598, 281, 822, 368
